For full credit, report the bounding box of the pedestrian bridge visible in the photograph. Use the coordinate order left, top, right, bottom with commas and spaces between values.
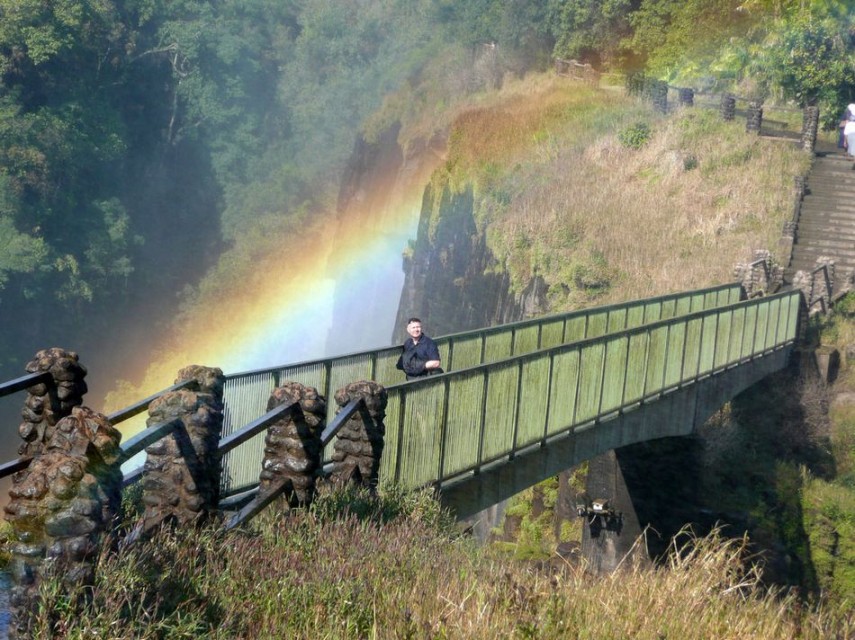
186, 282, 799, 518
0, 282, 801, 521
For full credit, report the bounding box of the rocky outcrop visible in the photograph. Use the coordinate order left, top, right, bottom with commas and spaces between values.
394, 181, 547, 341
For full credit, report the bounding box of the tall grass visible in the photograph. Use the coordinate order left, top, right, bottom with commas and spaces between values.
435, 75, 812, 309
30, 485, 853, 639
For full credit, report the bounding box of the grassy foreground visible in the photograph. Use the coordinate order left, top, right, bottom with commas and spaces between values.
29, 485, 853, 639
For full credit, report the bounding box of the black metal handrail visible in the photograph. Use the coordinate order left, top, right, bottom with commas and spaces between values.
119, 419, 181, 462
218, 402, 295, 457
0, 371, 51, 399
320, 397, 362, 447
107, 379, 194, 425
222, 397, 364, 530
0, 457, 32, 479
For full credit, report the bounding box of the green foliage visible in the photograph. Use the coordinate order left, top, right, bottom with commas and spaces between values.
617, 121, 651, 148
547, 0, 635, 66
833, 291, 855, 319
802, 471, 855, 604
628, 0, 754, 79
764, 9, 855, 106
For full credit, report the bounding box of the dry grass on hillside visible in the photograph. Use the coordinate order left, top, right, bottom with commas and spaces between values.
30, 488, 854, 638
441, 75, 812, 310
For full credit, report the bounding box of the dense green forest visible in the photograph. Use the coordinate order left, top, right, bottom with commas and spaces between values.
0, 0, 853, 384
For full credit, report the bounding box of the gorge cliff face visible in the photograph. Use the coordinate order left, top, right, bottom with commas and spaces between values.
393, 179, 547, 342
329, 120, 547, 348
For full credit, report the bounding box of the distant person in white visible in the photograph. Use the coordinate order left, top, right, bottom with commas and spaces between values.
844, 103, 855, 159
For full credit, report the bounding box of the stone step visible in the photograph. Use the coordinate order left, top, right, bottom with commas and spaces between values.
809, 159, 855, 168
804, 182, 855, 192
798, 208, 855, 220
796, 227, 855, 242
787, 262, 855, 277
799, 217, 855, 230
791, 238, 855, 253
801, 201, 855, 213
809, 159, 855, 169
789, 259, 855, 271
804, 179, 855, 189
807, 171, 855, 181
811, 156, 853, 166
796, 227, 855, 241
805, 180, 855, 192
790, 240, 855, 253
798, 209, 855, 221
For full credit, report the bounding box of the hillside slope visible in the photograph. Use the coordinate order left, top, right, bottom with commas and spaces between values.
395, 72, 855, 603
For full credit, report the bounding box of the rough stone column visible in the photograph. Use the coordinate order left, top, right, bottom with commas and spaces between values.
259, 382, 326, 506
4, 407, 122, 639
793, 270, 814, 319
721, 94, 736, 121
18, 348, 88, 460
625, 72, 645, 97
138, 365, 224, 533
678, 87, 694, 107
330, 381, 387, 488
801, 106, 819, 152
746, 100, 763, 134
734, 250, 773, 298
815, 257, 835, 309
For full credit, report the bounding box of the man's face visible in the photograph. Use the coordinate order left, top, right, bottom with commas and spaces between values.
407, 321, 423, 340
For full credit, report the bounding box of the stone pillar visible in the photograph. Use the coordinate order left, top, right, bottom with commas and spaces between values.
801, 106, 819, 153
138, 365, 224, 533
721, 94, 736, 121
330, 381, 387, 488
652, 80, 668, 113
793, 269, 815, 327
625, 72, 645, 97
746, 100, 763, 134
259, 382, 326, 506
4, 407, 122, 639
678, 87, 694, 107
18, 348, 87, 459
815, 257, 835, 311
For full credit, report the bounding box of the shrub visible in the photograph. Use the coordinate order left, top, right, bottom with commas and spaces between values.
834, 291, 855, 318
618, 121, 652, 148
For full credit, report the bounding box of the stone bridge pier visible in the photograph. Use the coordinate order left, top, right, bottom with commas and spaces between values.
581, 436, 703, 573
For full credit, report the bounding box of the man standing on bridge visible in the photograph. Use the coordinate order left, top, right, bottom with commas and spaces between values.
396, 317, 443, 381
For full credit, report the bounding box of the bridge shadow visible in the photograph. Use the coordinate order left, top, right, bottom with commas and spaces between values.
619, 352, 834, 591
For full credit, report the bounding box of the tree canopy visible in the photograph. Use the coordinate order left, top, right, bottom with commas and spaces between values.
0, 0, 852, 375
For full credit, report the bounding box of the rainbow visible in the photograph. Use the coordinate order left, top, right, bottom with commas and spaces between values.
101, 152, 441, 423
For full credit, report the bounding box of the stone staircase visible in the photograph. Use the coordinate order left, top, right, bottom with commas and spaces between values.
787, 151, 855, 282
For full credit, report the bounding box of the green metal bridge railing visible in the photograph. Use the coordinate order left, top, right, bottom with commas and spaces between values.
0, 283, 798, 526
379, 289, 800, 492
217, 282, 743, 493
